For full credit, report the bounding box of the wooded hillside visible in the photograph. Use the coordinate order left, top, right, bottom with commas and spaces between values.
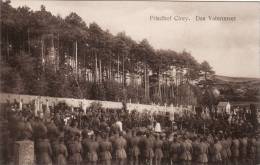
1, 1, 216, 105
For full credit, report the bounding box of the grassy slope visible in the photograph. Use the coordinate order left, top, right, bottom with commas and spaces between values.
215, 75, 260, 83
213, 75, 260, 103
214, 75, 260, 88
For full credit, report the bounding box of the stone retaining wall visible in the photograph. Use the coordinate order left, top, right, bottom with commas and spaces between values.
0, 93, 192, 113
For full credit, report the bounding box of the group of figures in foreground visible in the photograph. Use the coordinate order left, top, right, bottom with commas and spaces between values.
0, 101, 259, 165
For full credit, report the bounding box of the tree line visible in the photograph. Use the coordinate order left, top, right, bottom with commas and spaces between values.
1, 1, 215, 105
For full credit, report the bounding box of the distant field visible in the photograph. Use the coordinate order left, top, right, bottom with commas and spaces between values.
213, 75, 260, 103
214, 75, 260, 89
215, 75, 260, 83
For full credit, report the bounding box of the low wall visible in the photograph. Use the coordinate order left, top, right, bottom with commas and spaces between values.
0, 93, 191, 113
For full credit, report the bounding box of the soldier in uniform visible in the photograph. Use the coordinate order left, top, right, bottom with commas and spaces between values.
114, 132, 127, 165
21, 117, 33, 140
128, 131, 140, 165
54, 137, 68, 165
16, 115, 26, 140
162, 134, 171, 165
231, 135, 240, 165
34, 117, 48, 140
6, 110, 19, 162
226, 135, 232, 161
256, 135, 260, 165
170, 134, 180, 165
68, 134, 83, 165
247, 135, 257, 165
220, 136, 228, 165
179, 135, 192, 165
33, 117, 48, 163
36, 134, 53, 165
207, 135, 214, 163
46, 119, 59, 144
52, 134, 61, 164
49, 123, 60, 164
99, 133, 112, 165
192, 136, 200, 163
239, 134, 248, 164
211, 137, 222, 165
84, 134, 99, 165
70, 121, 81, 138
197, 137, 209, 165
154, 134, 163, 165
82, 130, 90, 164
124, 129, 132, 162
143, 132, 154, 165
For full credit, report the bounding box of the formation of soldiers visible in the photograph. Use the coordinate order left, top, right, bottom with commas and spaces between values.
0, 101, 259, 165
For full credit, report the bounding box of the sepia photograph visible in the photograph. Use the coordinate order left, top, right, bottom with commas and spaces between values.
0, 1, 259, 165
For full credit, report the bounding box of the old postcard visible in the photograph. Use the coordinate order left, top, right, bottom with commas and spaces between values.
1, 1, 259, 165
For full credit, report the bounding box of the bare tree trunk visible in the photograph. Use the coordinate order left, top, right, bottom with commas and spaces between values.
96, 53, 98, 82
21, 33, 24, 54
41, 36, 45, 70
106, 67, 109, 81
171, 83, 174, 103
27, 29, 30, 55
109, 58, 112, 80
20, 34, 22, 56
144, 63, 149, 101
137, 82, 139, 103
147, 68, 150, 100
158, 68, 162, 102
84, 53, 86, 81
176, 70, 178, 106
7, 31, 9, 60
117, 54, 120, 83
51, 34, 56, 72
163, 75, 165, 102
123, 54, 124, 86
122, 53, 125, 87
166, 76, 168, 103
94, 51, 98, 83
75, 40, 78, 76
144, 63, 147, 99
57, 33, 60, 71
99, 59, 102, 83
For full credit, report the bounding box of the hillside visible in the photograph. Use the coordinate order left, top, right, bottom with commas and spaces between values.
215, 75, 260, 86
213, 75, 260, 102
215, 75, 260, 83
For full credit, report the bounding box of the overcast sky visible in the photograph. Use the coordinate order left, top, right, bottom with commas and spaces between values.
10, 1, 260, 78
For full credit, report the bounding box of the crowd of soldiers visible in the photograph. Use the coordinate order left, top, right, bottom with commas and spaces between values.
0, 100, 259, 165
